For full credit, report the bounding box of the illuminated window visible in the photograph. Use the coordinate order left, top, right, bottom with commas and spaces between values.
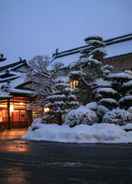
70, 80, 79, 89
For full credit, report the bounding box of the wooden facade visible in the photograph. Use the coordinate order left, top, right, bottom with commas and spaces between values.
0, 96, 32, 129
0, 57, 34, 129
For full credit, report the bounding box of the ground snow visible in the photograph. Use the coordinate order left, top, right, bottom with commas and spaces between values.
122, 123, 132, 130
23, 122, 132, 143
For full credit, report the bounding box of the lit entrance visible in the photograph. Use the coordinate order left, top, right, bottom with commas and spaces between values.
0, 96, 32, 129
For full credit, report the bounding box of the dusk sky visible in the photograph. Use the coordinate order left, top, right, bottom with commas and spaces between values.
0, 0, 132, 61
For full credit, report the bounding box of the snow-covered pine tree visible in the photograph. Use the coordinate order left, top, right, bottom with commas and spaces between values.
94, 70, 132, 123
69, 36, 112, 104
0, 53, 6, 62
43, 79, 79, 124
108, 71, 132, 110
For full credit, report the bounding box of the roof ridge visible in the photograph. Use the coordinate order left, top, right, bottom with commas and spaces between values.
53, 33, 132, 59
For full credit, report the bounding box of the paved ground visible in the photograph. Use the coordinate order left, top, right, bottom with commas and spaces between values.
0, 129, 27, 140
0, 129, 132, 183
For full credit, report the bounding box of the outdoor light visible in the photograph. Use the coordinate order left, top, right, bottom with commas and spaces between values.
44, 107, 50, 113
70, 80, 79, 89
10, 104, 14, 112
19, 102, 24, 105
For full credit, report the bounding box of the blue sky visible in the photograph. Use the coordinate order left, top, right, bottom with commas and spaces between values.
0, 0, 132, 61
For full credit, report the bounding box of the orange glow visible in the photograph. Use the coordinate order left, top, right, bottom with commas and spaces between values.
19, 102, 24, 105
0, 103, 7, 108
0, 113, 2, 122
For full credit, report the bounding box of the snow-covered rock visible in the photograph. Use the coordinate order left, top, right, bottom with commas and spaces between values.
23, 122, 132, 143
65, 106, 98, 127
102, 108, 132, 125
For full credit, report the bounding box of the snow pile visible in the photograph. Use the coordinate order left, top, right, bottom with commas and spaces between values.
122, 123, 132, 131
65, 106, 98, 127
23, 122, 132, 143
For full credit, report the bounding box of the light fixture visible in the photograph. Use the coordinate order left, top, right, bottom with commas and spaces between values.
10, 104, 14, 112
44, 107, 50, 113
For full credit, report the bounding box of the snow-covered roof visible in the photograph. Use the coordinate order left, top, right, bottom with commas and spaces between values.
105, 39, 132, 58
0, 71, 33, 97
0, 60, 14, 68
0, 58, 33, 97
50, 34, 132, 69
0, 60, 26, 71
9, 73, 33, 95
48, 52, 80, 70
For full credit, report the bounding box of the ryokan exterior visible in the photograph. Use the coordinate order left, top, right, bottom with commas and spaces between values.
0, 33, 132, 128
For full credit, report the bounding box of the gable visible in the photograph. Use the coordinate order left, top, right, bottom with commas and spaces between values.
16, 81, 33, 91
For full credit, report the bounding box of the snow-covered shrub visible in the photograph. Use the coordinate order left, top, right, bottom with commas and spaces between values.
65, 106, 98, 127
119, 95, 132, 109
97, 105, 109, 118
86, 102, 97, 111
102, 108, 132, 125
128, 107, 132, 113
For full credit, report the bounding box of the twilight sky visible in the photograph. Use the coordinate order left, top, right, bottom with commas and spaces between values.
0, 0, 132, 61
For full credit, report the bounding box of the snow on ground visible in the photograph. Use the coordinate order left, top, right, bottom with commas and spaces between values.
23, 121, 132, 143
122, 123, 132, 130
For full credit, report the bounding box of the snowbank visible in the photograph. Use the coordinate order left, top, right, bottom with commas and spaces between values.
23, 122, 132, 143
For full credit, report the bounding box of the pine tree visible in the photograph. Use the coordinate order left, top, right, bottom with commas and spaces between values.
43, 80, 79, 124
69, 36, 112, 104
0, 53, 6, 62
94, 70, 132, 111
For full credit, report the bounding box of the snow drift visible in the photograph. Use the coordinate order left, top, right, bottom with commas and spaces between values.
23, 120, 132, 143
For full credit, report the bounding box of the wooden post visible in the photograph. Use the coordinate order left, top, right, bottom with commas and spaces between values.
7, 98, 12, 129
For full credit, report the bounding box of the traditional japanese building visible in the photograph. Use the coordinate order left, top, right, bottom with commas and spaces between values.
0, 55, 34, 129
0, 33, 132, 128
49, 33, 132, 89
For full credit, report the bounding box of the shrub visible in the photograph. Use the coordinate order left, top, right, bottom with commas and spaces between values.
102, 108, 132, 125
65, 106, 98, 127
